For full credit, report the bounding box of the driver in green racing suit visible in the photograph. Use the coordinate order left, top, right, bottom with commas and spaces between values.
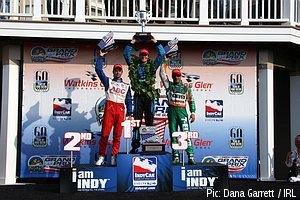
159, 64, 196, 165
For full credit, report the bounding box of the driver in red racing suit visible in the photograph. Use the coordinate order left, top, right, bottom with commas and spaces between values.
95, 50, 133, 166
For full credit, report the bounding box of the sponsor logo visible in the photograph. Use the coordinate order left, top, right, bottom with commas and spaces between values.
202, 156, 248, 173
32, 126, 48, 148
180, 167, 217, 189
28, 156, 44, 173
194, 139, 213, 149
53, 98, 72, 117
34, 70, 49, 92
72, 169, 110, 192
44, 155, 76, 167
182, 73, 213, 91
31, 46, 78, 62
229, 73, 244, 95
202, 49, 247, 65
27, 155, 77, 173
132, 156, 157, 187
163, 138, 213, 149
64, 71, 104, 90
205, 100, 223, 119
229, 127, 243, 149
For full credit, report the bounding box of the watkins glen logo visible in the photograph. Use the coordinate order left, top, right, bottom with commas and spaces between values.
202, 49, 247, 65
31, 46, 78, 63
64, 71, 103, 90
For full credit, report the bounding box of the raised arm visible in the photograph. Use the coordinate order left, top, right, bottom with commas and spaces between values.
95, 55, 109, 91
123, 37, 136, 66
152, 37, 166, 70
159, 62, 170, 89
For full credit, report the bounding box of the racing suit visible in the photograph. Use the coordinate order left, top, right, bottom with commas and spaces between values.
159, 65, 196, 160
123, 43, 165, 152
95, 56, 132, 156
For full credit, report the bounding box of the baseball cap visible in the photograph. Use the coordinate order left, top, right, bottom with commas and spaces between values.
113, 64, 122, 70
172, 69, 182, 77
139, 48, 149, 56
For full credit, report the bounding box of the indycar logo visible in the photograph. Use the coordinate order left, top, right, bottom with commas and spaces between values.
132, 156, 157, 187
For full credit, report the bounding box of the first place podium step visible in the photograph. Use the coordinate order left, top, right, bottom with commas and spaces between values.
60, 153, 228, 193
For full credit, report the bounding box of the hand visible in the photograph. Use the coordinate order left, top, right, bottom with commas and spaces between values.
97, 49, 106, 57
131, 36, 137, 44
190, 113, 195, 123
151, 36, 157, 43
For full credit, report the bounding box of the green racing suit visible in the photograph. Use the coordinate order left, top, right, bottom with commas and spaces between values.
159, 65, 196, 157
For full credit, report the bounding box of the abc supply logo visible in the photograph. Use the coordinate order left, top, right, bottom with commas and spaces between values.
31, 46, 78, 63
202, 156, 248, 173
132, 156, 157, 187
34, 70, 49, 92
73, 169, 110, 192
32, 126, 48, 148
202, 49, 247, 65
229, 73, 244, 95
205, 100, 223, 119
53, 98, 72, 117
181, 167, 217, 189
229, 127, 243, 149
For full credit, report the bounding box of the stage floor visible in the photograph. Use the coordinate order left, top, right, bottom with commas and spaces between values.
0, 179, 299, 200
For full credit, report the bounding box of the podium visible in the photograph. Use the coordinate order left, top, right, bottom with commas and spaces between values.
117, 152, 172, 192
173, 163, 228, 191
60, 154, 228, 193
60, 164, 117, 193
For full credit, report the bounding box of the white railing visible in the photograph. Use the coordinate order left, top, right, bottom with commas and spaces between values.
0, 0, 298, 25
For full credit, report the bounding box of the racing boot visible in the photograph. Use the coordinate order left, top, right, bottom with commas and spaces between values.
187, 154, 196, 165
172, 154, 180, 164
95, 156, 105, 166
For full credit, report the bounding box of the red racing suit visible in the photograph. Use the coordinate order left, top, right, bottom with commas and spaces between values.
95, 56, 132, 156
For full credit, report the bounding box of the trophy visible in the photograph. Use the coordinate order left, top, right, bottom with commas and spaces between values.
134, 6, 152, 42
140, 126, 165, 152
97, 31, 118, 53
164, 38, 179, 58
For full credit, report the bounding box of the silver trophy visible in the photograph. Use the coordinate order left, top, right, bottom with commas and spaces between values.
97, 32, 118, 53
140, 126, 165, 152
164, 38, 179, 58
134, 5, 152, 42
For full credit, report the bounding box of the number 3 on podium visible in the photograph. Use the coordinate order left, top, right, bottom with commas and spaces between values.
172, 131, 199, 150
